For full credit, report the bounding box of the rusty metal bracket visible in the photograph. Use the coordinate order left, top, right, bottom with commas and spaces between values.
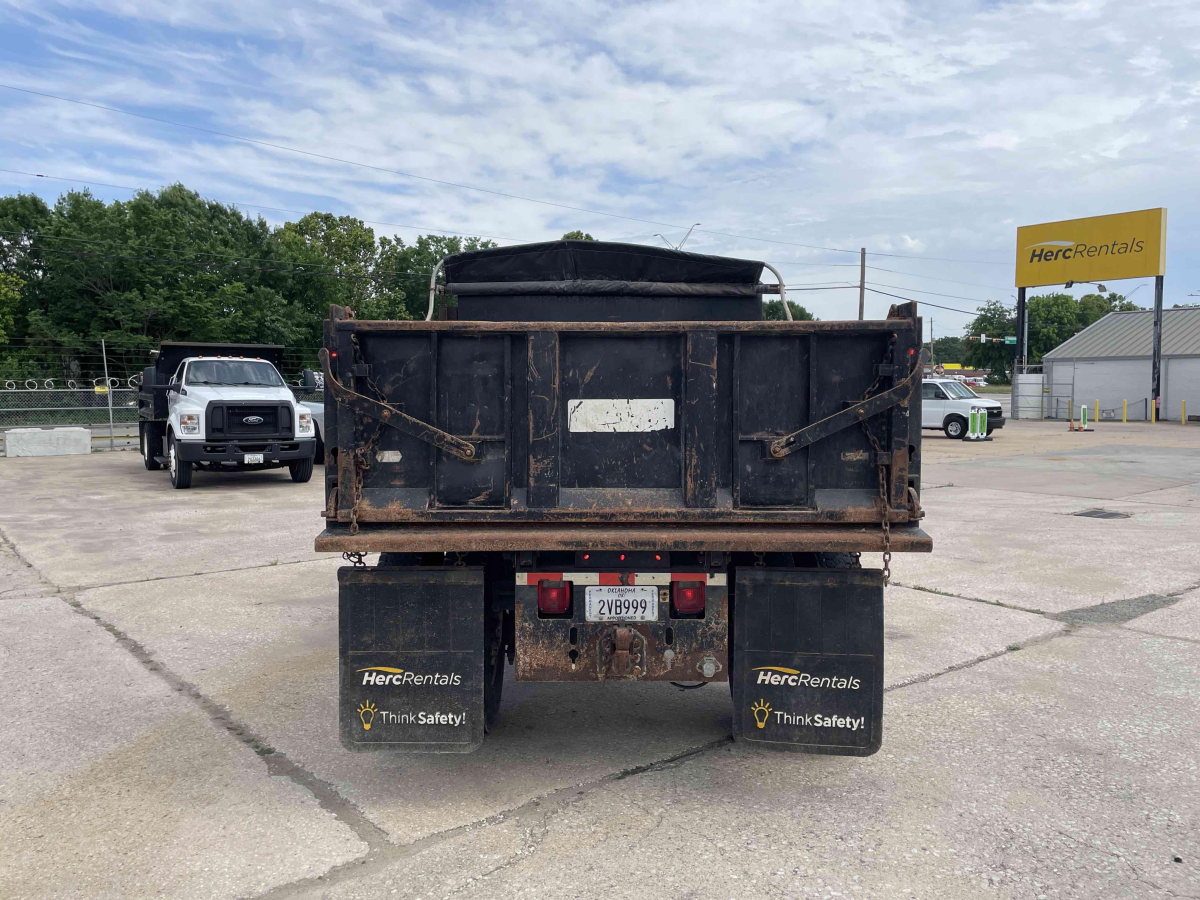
599, 626, 645, 679
767, 351, 926, 459
319, 348, 476, 461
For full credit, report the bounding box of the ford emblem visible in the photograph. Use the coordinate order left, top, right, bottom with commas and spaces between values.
243, 415, 264, 425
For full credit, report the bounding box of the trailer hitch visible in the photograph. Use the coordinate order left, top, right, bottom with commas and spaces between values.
766, 350, 926, 459
319, 348, 477, 461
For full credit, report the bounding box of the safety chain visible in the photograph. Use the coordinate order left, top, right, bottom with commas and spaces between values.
342, 551, 367, 567
859, 335, 898, 585
347, 334, 387, 536
876, 465, 892, 584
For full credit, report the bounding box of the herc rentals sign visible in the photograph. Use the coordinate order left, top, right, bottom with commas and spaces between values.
1015, 208, 1167, 288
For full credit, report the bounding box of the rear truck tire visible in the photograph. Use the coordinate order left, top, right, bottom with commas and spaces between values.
484, 617, 505, 733
944, 415, 967, 440
168, 434, 193, 489
289, 457, 314, 483
141, 422, 162, 470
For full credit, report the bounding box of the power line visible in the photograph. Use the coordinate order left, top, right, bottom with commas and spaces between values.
870, 250, 1009, 265
867, 281, 1011, 307
866, 265, 1011, 292
863, 287, 981, 317
1, 84, 863, 256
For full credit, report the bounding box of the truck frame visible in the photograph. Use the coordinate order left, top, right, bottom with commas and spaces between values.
316, 240, 930, 755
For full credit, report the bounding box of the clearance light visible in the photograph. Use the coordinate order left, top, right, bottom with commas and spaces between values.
537, 581, 571, 615
672, 581, 705, 616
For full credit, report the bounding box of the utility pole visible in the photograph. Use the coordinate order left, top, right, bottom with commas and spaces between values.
929, 317, 934, 365
858, 248, 866, 320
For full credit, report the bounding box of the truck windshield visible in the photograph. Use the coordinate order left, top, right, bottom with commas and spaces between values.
185, 360, 284, 387
942, 382, 978, 399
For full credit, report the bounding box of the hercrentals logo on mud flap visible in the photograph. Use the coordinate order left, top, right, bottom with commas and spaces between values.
357, 666, 462, 687
753, 666, 860, 690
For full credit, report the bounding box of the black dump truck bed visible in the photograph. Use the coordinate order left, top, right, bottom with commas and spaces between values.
316, 240, 927, 554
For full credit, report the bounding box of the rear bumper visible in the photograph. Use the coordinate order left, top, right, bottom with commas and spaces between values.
315, 523, 933, 554
177, 438, 315, 463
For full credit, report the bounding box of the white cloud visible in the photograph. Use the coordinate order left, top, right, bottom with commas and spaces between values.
1, 0, 1197, 322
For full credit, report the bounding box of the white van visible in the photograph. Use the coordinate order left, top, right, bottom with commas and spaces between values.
921, 378, 1005, 439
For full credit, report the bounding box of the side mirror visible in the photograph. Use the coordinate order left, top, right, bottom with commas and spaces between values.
301, 368, 317, 392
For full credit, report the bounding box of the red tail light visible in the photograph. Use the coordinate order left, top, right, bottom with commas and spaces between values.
537, 580, 572, 615
671, 581, 705, 616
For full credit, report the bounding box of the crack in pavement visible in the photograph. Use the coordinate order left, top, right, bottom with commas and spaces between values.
5, 518, 1191, 900
0, 523, 389, 862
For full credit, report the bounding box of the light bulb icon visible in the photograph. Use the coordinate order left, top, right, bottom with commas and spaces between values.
751, 699, 772, 729
358, 701, 377, 731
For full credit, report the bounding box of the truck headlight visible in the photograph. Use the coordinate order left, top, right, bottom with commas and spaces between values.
298, 412, 313, 434
180, 413, 199, 435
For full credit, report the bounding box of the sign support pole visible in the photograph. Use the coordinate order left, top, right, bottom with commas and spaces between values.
1015, 287, 1027, 373
1151, 275, 1164, 422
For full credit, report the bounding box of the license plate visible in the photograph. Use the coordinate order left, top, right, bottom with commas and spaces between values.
585, 586, 658, 622
244, 453, 264, 464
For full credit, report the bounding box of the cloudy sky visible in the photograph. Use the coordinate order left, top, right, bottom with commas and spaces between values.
1, 0, 1196, 329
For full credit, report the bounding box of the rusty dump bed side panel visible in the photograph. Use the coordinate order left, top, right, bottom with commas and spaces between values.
320, 311, 926, 551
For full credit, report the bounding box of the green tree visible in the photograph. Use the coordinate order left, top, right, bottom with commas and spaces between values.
378, 233, 498, 319
925, 334, 964, 365
762, 299, 816, 321
962, 299, 1016, 378
561, 230, 596, 241
1077, 292, 1140, 329
0, 273, 20, 343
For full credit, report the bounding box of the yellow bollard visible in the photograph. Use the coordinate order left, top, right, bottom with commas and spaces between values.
1095, 399, 1099, 424
1184, 400, 1188, 425
1152, 400, 1157, 424
1122, 399, 1127, 423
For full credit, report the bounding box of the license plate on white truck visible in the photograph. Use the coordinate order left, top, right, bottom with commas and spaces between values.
244, 453, 264, 464
584, 586, 658, 622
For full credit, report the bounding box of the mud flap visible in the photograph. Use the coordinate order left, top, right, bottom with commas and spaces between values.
339, 566, 484, 753
732, 568, 884, 756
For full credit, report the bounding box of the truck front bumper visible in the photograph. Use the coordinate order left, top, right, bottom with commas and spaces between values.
176, 438, 316, 464
986, 415, 1006, 430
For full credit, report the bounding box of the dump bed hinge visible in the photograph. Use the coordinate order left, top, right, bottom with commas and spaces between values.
319, 348, 476, 461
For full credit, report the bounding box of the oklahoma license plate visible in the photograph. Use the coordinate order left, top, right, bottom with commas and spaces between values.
585, 586, 658, 622
244, 453, 264, 464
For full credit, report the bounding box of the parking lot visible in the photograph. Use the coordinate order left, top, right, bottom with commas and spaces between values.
2, 420, 1198, 899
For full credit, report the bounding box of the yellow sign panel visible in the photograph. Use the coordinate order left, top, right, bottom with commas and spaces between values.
1015, 208, 1166, 288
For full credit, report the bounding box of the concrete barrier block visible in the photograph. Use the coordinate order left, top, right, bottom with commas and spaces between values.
4, 427, 92, 458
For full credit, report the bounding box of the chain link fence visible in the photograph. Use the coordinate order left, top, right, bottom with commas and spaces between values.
1, 346, 324, 449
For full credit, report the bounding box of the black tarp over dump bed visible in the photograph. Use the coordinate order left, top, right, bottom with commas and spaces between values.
443, 240, 772, 320
318, 241, 928, 553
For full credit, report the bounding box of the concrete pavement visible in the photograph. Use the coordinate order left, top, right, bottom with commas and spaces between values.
1, 420, 1197, 899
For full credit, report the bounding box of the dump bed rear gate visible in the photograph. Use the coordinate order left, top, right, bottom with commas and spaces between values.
323, 318, 921, 531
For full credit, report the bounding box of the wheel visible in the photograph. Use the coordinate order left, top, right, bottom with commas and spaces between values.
944, 416, 967, 440
815, 552, 862, 569
168, 434, 193, 489
141, 423, 162, 471
484, 607, 507, 733
289, 457, 314, 483
986, 427, 995, 436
